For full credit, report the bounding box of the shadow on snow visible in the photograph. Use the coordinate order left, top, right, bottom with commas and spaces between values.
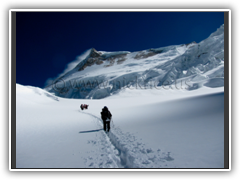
79, 128, 103, 133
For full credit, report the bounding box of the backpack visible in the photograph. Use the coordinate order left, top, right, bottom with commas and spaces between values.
106, 111, 112, 121
101, 109, 112, 121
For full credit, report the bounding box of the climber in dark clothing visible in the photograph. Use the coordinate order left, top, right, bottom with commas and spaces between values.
101, 106, 112, 132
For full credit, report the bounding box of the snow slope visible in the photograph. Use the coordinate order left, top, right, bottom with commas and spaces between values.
16, 24, 225, 169
45, 24, 224, 99
16, 83, 224, 169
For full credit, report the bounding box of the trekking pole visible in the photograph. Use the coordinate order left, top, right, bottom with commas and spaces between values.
111, 118, 114, 128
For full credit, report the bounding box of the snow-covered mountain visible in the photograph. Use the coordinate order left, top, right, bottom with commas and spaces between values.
16, 24, 226, 169
45, 24, 224, 99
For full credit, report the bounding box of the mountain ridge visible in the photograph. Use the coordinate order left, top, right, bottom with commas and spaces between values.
45, 24, 224, 99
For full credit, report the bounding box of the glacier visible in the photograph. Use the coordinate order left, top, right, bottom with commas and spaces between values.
45, 24, 224, 99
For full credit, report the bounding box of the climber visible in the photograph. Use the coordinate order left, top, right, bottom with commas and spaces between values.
100, 106, 112, 132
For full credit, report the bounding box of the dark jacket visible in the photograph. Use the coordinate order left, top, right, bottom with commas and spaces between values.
101, 107, 112, 121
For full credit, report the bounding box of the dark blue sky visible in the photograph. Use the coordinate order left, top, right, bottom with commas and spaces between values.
16, 11, 224, 88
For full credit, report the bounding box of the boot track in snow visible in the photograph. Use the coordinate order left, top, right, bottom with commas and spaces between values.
80, 111, 175, 168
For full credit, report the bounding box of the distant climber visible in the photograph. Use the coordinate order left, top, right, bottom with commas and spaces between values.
80, 104, 89, 110
101, 106, 112, 132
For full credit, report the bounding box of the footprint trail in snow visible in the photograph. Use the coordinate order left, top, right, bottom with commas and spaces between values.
81, 111, 175, 168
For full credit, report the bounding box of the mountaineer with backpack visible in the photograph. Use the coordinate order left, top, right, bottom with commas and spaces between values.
101, 106, 112, 132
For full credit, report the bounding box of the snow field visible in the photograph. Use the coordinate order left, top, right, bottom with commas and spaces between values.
81, 111, 175, 168
16, 84, 224, 168
91, 90, 224, 168
13, 19, 227, 174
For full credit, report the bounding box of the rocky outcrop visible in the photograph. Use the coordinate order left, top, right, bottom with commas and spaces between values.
76, 48, 129, 70
134, 50, 158, 60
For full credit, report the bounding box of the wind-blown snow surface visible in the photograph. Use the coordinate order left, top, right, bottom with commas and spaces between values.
16, 83, 224, 169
